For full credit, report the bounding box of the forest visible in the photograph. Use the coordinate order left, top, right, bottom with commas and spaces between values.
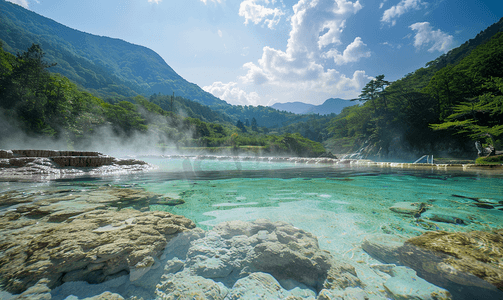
0, 42, 326, 157
322, 31, 503, 161
0, 0, 502, 162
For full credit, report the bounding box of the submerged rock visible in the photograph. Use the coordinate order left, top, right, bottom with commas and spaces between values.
361, 234, 405, 264
389, 202, 428, 216
156, 219, 362, 299
226, 272, 316, 299
0, 204, 195, 294
397, 230, 503, 300
420, 207, 472, 225
156, 273, 229, 300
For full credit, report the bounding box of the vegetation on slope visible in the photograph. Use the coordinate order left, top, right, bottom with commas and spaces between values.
322, 29, 503, 159
0, 0, 226, 106
0, 43, 326, 157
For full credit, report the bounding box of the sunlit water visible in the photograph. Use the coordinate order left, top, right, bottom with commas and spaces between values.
1, 157, 502, 299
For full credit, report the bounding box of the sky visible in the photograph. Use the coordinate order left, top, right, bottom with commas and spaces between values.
7, 0, 502, 106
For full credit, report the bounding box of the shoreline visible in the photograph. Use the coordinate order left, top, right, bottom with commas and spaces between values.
140, 154, 503, 172
1, 151, 501, 181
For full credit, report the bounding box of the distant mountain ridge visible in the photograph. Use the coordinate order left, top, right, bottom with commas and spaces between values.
0, 0, 225, 106
271, 98, 355, 115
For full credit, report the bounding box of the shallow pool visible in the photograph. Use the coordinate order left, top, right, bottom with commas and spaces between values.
1, 157, 502, 299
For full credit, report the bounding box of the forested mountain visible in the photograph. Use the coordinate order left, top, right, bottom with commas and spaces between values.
0, 43, 326, 157
305, 98, 354, 115
322, 21, 503, 160
271, 98, 354, 115
0, 0, 333, 130
0, 0, 225, 106
270, 102, 316, 114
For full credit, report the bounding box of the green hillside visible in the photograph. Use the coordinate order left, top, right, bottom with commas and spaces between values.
0, 0, 226, 106
323, 24, 503, 159
0, 42, 326, 157
0, 0, 328, 130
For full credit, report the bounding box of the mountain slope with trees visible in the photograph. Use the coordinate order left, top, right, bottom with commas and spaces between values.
0, 0, 226, 106
271, 98, 354, 115
0, 42, 326, 157
0, 0, 332, 131
323, 20, 503, 160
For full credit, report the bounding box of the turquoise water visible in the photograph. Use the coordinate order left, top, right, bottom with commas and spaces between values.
2, 157, 502, 299
136, 158, 503, 261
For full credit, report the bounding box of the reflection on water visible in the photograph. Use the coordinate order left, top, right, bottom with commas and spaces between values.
1, 157, 502, 300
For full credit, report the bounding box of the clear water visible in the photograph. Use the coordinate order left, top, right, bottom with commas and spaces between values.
1, 157, 503, 298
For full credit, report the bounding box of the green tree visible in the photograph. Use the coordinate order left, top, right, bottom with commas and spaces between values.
251, 117, 258, 132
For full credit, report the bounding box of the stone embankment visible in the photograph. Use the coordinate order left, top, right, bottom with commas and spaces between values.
0, 149, 153, 179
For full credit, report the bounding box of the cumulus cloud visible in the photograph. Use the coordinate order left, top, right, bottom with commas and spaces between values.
218, 30, 223, 37
410, 22, 453, 52
240, 0, 368, 90
204, 0, 372, 106
239, 0, 285, 29
381, 0, 427, 26
6, 0, 29, 8
324, 37, 371, 65
148, 0, 162, 3
203, 81, 260, 106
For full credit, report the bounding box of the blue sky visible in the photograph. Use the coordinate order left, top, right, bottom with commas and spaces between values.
8, 0, 502, 106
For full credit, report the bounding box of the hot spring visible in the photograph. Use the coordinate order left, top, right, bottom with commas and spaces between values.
1, 156, 502, 300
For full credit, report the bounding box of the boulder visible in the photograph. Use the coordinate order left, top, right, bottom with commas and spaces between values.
397, 230, 503, 300
155, 273, 229, 300
420, 207, 472, 225
382, 266, 451, 300
361, 234, 405, 264
317, 287, 369, 300
226, 272, 316, 299
389, 202, 428, 216
11, 279, 51, 300
0, 207, 195, 294
163, 219, 360, 294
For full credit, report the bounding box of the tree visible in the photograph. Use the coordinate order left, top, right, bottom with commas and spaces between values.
236, 120, 247, 133
251, 117, 258, 131
356, 75, 390, 112
430, 87, 503, 152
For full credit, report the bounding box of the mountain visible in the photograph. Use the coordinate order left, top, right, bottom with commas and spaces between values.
271, 98, 355, 115
304, 98, 355, 115
270, 102, 316, 114
0, 0, 226, 106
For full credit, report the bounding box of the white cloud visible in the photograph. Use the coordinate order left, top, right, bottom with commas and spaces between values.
240, 0, 368, 91
6, 0, 29, 8
205, 0, 371, 106
379, 0, 388, 9
241, 47, 250, 56
381, 41, 402, 49
239, 0, 285, 29
203, 81, 260, 106
381, 0, 427, 26
409, 22, 453, 52
148, 0, 162, 3
218, 30, 223, 38
200, 0, 224, 4
324, 37, 371, 65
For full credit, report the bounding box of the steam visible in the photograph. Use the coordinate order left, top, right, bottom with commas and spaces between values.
0, 107, 197, 158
